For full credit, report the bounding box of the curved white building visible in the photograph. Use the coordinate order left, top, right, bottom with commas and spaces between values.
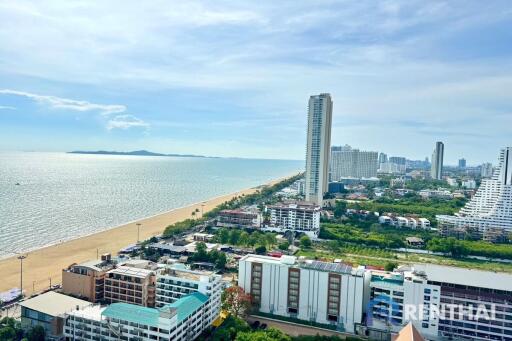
437, 147, 512, 231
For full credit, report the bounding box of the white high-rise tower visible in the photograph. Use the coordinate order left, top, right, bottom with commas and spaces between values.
431, 141, 444, 180
305, 93, 332, 204
437, 147, 512, 231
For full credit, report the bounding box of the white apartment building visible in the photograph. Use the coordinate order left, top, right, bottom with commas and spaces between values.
437, 147, 512, 232
462, 179, 477, 189
330, 145, 378, 180
368, 270, 441, 340
379, 162, 406, 174
481, 162, 494, 178
409, 264, 512, 341
64, 292, 211, 341
378, 215, 430, 229
238, 254, 368, 334
263, 201, 321, 238
305, 93, 332, 205
431, 142, 444, 180
155, 265, 222, 326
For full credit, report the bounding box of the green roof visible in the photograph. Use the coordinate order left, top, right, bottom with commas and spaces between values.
101, 292, 209, 327
103, 303, 160, 327
167, 292, 209, 322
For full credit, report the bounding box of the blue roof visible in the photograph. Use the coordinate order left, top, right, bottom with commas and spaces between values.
167, 292, 209, 322
102, 292, 209, 327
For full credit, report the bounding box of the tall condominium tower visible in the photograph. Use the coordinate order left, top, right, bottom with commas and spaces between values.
330, 145, 378, 180
437, 147, 512, 231
305, 93, 332, 204
378, 152, 388, 164
431, 141, 444, 180
458, 158, 466, 169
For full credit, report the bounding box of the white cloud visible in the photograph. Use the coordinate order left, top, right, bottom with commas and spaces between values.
107, 114, 149, 130
0, 89, 125, 115
0, 105, 16, 110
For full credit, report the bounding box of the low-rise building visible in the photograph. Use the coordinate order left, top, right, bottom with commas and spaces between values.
238, 254, 367, 334
263, 201, 321, 238
104, 266, 156, 307
19, 291, 91, 340
61, 254, 115, 303
378, 214, 430, 229
216, 209, 261, 229
64, 292, 211, 341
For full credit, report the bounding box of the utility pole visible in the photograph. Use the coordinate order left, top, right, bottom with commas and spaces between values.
17, 255, 27, 297
201, 203, 205, 218
136, 223, 142, 243
49, 277, 52, 290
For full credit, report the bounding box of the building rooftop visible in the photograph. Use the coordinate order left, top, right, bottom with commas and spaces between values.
301, 260, 352, 274
392, 322, 425, 341
107, 266, 154, 278
411, 263, 512, 292
19, 291, 91, 317
167, 292, 209, 322
158, 265, 215, 282
67, 304, 105, 321
102, 292, 208, 327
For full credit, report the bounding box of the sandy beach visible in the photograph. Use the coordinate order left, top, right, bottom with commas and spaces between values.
0, 176, 290, 294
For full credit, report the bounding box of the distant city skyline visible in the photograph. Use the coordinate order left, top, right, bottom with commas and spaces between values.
0, 2, 511, 163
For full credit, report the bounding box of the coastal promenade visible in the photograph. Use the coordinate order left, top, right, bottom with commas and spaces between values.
0, 177, 287, 294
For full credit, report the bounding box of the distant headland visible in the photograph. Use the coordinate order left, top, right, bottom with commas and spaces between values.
68, 150, 212, 158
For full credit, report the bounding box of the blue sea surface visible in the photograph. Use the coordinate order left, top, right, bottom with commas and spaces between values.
0, 152, 302, 257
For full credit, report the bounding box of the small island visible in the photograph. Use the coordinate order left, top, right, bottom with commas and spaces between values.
68, 150, 211, 158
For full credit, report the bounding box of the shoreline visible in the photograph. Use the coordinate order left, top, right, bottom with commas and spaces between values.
0, 175, 294, 294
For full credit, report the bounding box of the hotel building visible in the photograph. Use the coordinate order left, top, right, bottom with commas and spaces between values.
216, 209, 261, 228
64, 292, 211, 341
437, 147, 512, 232
238, 254, 368, 334
155, 265, 222, 326
61, 255, 115, 303
305, 93, 332, 205
263, 201, 321, 238
104, 266, 156, 307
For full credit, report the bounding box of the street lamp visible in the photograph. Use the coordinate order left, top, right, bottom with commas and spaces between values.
17, 255, 27, 297
136, 223, 142, 243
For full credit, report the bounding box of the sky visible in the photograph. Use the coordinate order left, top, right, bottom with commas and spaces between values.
0, 1, 511, 164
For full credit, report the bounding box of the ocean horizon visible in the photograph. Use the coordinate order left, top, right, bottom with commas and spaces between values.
0, 152, 302, 258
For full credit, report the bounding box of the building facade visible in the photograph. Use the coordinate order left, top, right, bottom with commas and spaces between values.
459, 158, 467, 169
155, 265, 222, 326
61, 255, 115, 303
104, 266, 156, 307
437, 147, 512, 232
238, 254, 367, 334
481, 162, 494, 178
431, 142, 444, 180
330, 145, 378, 180
305, 93, 332, 205
216, 209, 261, 228
263, 202, 321, 238
64, 292, 211, 341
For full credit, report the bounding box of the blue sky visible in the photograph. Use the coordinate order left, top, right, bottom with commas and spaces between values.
0, 1, 511, 163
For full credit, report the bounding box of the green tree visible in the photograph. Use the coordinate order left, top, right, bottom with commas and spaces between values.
300, 235, 312, 249
27, 325, 45, 341
239, 231, 250, 246
218, 228, 230, 244
215, 252, 227, 269
230, 229, 242, 245
0, 326, 16, 341
255, 245, 267, 255
384, 262, 398, 271
333, 200, 347, 218
278, 241, 290, 251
